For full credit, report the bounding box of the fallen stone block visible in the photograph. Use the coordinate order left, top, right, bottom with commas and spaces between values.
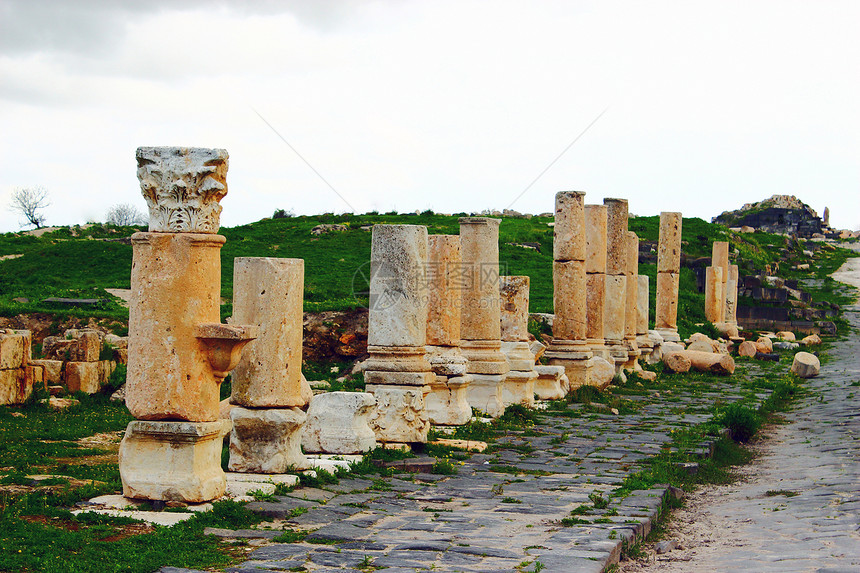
30, 359, 63, 384
672, 350, 735, 375
302, 391, 377, 454
0, 368, 32, 405
773, 341, 799, 351
65, 361, 101, 394
754, 337, 773, 354
776, 331, 796, 341
586, 356, 615, 389
801, 334, 822, 346
738, 340, 758, 357
663, 352, 691, 373
791, 352, 820, 378
0, 333, 25, 369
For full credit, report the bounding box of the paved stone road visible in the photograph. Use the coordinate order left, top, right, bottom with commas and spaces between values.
156, 375, 764, 573
621, 255, 860, 573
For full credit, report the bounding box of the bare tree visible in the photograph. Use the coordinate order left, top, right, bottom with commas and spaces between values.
105, 203, 146, 226
9, 186, 50, 229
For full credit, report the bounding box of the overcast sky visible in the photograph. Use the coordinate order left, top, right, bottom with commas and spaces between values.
1, 0, 858, 232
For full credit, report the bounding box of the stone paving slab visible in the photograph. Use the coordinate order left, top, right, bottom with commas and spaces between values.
175, 373, 763, 573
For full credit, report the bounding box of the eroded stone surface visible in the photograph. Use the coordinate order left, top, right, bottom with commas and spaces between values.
499, 276, 530, 342
119, 420, 231, 502
136, 147, 228, 234
427, 235, 462, 347
553, 191, 586, 262
229, 407, 308, 473
303, 392, 378, 454
366, 384, 430, 443
791, 352, 820, 378
231, 257, 306, 408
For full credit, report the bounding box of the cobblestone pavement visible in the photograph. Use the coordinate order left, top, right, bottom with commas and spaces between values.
624, 269, 860, 572
159, 373, 766, 573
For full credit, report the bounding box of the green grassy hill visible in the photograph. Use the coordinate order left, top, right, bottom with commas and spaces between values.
0, 212, 850, 339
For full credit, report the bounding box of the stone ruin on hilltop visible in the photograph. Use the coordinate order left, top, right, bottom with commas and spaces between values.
712, 194, 826, 237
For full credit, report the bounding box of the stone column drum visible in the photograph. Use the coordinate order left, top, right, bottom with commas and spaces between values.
602, 198, 629, 370
499, 276, 537, 409
364, 225, 433, 443
725, 264, 739, 326
655, 212, 682, 342
425, 235, 472, 426
704, 266, 725, 325
120, 147, 257, 503
585, 205, 609, 361
459, 218, 510, 418
547, 191, 593, 389
706, 241, 729, 327
635, 275, 658, 363
228, 257, 310, 473
623, 231, 641, 369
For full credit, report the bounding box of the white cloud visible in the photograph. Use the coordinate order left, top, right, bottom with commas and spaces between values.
0, 0, 858, 232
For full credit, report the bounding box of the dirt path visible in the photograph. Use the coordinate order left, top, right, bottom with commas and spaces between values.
618, 247, 860, 573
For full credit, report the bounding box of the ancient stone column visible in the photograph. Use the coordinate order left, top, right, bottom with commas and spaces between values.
228, 257, 309, 473
655, 212, 682, 342
364, 225, 433, 443
121, 147, 257, 503
635, 275, 657, 363
708, 241, 729, 326
546, 191, 593, 389
725, 264, 739, 326
585, 205, 609, 361
623, 231, 641, 369
704, 266, 725, 324
499, 276, 537, 408
602, 198, 629, 370
459, 218, 510, 418
424, 235, 472, 426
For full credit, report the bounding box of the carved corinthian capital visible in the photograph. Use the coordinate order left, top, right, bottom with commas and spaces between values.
136, 147, 229, 233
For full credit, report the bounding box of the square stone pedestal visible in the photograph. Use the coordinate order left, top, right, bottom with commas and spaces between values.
465, 373, 509, 418
366, 382, 431, 443
655, 327, 680, 342
303, 392, 377, 454
545, 340, 592, 390
533, 365, 568, 400
119, 419, 231, 503
426, 374, 472, 426
229, 406, 308, 473
501, 369, 537, 408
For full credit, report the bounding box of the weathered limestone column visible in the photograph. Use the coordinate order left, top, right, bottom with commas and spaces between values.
706, 241, 729, 326
622, 231, 641, 369
364, 225, 433, 443
603, 198, 629, 371
635, 275, 657, 363
499, 276, 537, 408
725, 264, 739, 326
121, 147, 257, 502
228, 257, 309, 473
425, 235, 472, 426
459, 218, 510, 417
704, 266, 725, 324
585, 205, 609, 361
655, 212, 682, 342
546, 192, 593, 389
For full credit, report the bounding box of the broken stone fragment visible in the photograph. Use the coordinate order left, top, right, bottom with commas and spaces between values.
791, 352, 820, 378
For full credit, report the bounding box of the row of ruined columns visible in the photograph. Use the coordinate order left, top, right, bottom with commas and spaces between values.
117, 146, 697, 504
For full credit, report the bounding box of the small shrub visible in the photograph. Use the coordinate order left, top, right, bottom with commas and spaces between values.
718, 402, 761, 442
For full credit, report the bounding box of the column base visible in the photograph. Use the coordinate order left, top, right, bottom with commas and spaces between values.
465, 373, 507, 418
533, 365, 568, 400
501, 341, 536, 372
302, 392, 377, 454
604, 338, 629, 374
365, 381, 432, 443
229, 406, 308, 473
119, 419, 230, 503
426, 374, 472, 426
655, 327, 680, 342
501, 369, 537, 409
461, 339, 511, 376
545, 341, 592, 391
